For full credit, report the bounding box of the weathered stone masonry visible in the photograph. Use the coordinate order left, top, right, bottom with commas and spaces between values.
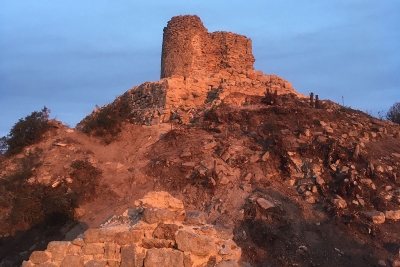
23, 192, 241, 267
161, 15, 254, 79
88, 70, 296, 126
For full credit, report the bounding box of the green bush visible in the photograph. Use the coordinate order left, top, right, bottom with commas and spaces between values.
3, 107, 50, 155
387, 102, 400, 124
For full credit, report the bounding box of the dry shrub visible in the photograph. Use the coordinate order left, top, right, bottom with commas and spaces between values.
0, 155, 101, 233
387, 102, 400, 124
77, 95, 132, 138
3, 107, 50, 156
69, 160, 102, 203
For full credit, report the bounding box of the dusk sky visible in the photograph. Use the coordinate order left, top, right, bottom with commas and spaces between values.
1, 1, 399, 137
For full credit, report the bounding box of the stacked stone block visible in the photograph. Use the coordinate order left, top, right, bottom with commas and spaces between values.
123, 80, 169, 125
23, 192, 241, 267
161, 15, 255, 79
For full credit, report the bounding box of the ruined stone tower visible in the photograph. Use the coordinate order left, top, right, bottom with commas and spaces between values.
161, 15, 255, 79
78, 15, 300, 129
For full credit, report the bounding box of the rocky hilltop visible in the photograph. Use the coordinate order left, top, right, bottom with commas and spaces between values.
77, 15, 301, 130
0, 15, 399, 267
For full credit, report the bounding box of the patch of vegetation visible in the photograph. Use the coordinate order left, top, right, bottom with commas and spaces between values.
0, 153, 101, 233
203, 109, 220, 123
0, 148, 42, 188
387, 102, 400, 124
78, 94, 132, 138
69, 160, 102, 203
262, 121, 279, 134
1, 107, 50, 156
338, 105, 360, 115
261, 88, 278, 105
339, 105, 351, 112
205, 88, 221, 103
0, 149, 44, 228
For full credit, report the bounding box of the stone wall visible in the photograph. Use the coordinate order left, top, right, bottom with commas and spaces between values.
23, 192, 241, 267
78, 67, 299, 127
122, 80, 169, 125
163, 69, 297, 110
161, 15, 255, 79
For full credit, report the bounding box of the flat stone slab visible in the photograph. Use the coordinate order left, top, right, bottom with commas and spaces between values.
203, 141, 217, 150
182, 162, 196, 167
256, 198, 275, 210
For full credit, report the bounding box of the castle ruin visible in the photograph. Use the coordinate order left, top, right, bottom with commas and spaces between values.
78, 15, 301, 129
161, 15, 255, 79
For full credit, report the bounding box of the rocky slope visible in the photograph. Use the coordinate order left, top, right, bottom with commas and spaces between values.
0, 92, 399, 267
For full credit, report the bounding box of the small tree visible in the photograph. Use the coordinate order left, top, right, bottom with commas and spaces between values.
387, 102, 400, 124
4, 107, 51, 155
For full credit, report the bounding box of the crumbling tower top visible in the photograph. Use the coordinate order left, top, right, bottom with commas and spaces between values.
161, 15, 255, 79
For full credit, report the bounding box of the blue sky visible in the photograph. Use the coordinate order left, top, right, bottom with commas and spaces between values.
1, 1, 399, 137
